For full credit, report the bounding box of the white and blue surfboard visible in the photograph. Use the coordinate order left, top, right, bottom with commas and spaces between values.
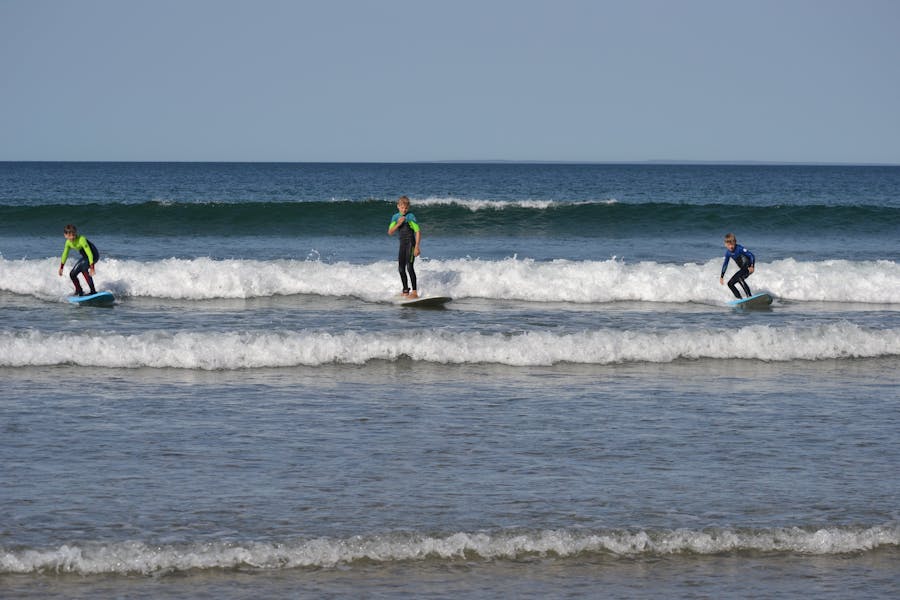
68, 291, 115, 306
728, 292, 774, 309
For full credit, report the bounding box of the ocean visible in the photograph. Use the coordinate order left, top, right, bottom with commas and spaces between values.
1, 162, 898, 598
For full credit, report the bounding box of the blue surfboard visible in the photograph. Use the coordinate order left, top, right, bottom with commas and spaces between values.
728, 292, 773, 309
68, 291, 115, 306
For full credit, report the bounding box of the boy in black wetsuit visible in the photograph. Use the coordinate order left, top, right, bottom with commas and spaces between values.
719, 232, 755, 299
387, 196, 421, 298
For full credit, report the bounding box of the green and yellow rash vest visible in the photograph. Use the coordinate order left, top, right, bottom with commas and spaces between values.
389, 211, 420, 244
60, 235, 96, 266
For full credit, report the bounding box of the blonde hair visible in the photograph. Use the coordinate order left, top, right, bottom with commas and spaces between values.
724, 233, 736, 244
397, 195, 411, 207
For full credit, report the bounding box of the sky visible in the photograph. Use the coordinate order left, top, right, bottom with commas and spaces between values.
1, 0, 899, 163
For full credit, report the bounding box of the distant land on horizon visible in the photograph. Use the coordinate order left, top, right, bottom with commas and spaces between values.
427, 159, 900, 167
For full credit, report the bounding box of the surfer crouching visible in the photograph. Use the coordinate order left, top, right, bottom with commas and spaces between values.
58, 224, 99, 296
719, 232, 755, 299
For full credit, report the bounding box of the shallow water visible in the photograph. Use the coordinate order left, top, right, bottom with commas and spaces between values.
1, 162, 898, 597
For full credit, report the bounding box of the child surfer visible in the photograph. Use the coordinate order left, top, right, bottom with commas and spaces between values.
719, 232, 755, 299
58, 224, 99, 296
387, 196, 421, 298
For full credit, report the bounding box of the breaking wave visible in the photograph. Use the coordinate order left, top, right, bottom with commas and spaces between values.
3, 525, 897, 575
1, 322, 897, 369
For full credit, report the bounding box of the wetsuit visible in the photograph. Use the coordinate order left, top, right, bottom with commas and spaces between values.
389, 211, 420, 293
61, 235, 99, 295
721, 244, 755, 299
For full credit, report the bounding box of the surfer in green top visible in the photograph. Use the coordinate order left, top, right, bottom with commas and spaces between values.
388, 195, 421, 298
58, 224, 99, 296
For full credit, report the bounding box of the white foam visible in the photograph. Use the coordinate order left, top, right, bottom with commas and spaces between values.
1, 323, 897, 369
2, 525, 896, 574
412, 196, 616, 211
1, 256, 898, 304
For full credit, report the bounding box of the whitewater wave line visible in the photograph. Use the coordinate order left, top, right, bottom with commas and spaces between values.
411, 196, 617, 210
1, 323, 897, 369
3, 524, 896, 575
2, 256, 899, 304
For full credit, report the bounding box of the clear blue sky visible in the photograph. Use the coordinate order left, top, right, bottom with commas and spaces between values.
2, 0, 899, 163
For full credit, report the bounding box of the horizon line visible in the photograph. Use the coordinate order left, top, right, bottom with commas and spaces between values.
1, 159, 898, 167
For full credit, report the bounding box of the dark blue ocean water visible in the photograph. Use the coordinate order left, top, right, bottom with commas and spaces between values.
1, 162, 898, 598
1, 162, 898, 263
